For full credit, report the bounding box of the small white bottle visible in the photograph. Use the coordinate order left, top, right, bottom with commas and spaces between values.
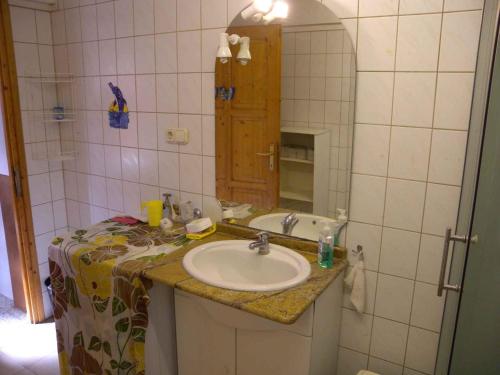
335, 209, 348, 246
336, 208, 347, 224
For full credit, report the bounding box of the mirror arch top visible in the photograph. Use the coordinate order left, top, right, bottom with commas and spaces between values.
229, 0, 358, 54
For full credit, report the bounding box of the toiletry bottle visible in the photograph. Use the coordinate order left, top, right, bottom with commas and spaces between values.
335, 209, 348, 246
318, 222, 334, 269
337, 208, 347, 224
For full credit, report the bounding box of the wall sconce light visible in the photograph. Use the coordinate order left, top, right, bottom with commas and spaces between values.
216, 33, 252, 65
263, 0, 289, 24
237, 37, 251, 65
216, 33, 232, 64
241, 0, 289, 24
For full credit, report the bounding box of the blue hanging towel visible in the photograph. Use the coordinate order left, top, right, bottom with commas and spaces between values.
108, 82, 129, 129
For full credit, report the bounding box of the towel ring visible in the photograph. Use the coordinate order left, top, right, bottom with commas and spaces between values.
352, 245, 364, 261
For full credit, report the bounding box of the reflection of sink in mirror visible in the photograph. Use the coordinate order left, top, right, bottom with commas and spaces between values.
183, 240, 311, 292
249, 213, 338, 241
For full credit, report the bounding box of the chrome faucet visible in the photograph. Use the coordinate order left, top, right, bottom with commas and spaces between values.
162, 193, 175, 220
281, 212, 299, 235
248, 232, 270, 255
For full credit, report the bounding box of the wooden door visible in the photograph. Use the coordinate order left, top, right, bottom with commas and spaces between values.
0, 2, 44, 322
0, 3, 24, 310
216, 25, 281, 209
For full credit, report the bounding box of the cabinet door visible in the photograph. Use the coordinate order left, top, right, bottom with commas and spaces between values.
175, 292, 236, 375
145, 283, 177, 375
236, 329, 312, 375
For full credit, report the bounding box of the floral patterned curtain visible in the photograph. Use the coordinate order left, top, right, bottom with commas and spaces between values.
49, 219, 187, 375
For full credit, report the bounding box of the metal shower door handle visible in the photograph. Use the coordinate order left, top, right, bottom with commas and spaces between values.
437, 227, 478, 296
256, 144, 275, 171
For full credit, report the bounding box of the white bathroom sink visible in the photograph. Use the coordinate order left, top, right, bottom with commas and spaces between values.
182, 240, 311, 292
249, 213, 338, 241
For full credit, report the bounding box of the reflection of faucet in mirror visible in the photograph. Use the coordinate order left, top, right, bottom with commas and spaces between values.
281, 212, 299, 235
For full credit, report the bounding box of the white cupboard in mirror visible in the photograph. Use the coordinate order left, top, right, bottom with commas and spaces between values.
215, 0, 355, 240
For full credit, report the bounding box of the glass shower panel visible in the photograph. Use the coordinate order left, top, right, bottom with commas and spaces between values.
448, 26, 500, 375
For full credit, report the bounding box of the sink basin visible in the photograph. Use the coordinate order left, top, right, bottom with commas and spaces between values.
249, 213, 338, 241
183, 240, 311, 292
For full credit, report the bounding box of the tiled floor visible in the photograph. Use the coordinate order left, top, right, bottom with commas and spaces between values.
0, 294, 59, 375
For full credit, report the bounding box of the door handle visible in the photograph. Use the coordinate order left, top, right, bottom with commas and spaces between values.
256, 144, 275, 171
437, 227, 478, 296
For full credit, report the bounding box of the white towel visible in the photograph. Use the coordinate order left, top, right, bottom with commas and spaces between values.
344, 260, 366, 313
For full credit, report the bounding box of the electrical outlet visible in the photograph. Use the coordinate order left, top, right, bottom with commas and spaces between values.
166, 128, 189, 144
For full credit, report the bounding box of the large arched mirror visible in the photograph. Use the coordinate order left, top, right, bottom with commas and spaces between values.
215, 0, 355, 242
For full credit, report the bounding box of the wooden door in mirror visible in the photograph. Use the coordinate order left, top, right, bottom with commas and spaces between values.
216, 25, 281, 209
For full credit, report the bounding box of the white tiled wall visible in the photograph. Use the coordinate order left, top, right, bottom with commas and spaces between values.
336, 1, 482, 375
10, 0, 483, 372
50, 0, 221, 230
9, 5, 69, 319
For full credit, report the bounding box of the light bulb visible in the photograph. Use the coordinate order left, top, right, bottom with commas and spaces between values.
255, 0, 273, 12
263, 1, 289, 24
252, 13, 264, 22
237, 37, 251, 65
241, 0, 273, 20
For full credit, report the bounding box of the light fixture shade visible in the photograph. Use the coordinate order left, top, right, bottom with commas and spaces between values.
263, 0, 289, 24
216, 33, 232, 64
237, 37, 251, 65
241, 0, 273, 20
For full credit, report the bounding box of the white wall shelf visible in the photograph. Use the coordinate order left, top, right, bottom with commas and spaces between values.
280, 128, 330, 215
27, 73, 77, 162
280, 157, 314, 165
280, 189, 313, 202
27, 73, 74, 84
41, 111, 76, 123
34, 152, 77, 162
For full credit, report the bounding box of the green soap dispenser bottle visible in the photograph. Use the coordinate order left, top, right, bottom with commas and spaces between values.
318, 222, 334, 269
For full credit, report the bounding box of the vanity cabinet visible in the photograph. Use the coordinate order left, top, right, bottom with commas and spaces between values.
175, 276, 343, 375
280, 127, 330, 216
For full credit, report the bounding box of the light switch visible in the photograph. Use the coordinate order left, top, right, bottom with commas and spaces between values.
166, 128, 189, 144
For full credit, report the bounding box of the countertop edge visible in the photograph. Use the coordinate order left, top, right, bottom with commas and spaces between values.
145, 257, 348, 325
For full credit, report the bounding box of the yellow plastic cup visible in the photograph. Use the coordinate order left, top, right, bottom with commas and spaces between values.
141, 200, 163, 227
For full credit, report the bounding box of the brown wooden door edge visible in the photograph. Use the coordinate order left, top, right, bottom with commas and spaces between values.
0, 1, 45, 323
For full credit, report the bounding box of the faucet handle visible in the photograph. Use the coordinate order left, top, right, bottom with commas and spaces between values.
193, 208, 202, 219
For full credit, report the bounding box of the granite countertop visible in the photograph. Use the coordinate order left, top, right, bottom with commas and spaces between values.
144, 224, 347, 325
